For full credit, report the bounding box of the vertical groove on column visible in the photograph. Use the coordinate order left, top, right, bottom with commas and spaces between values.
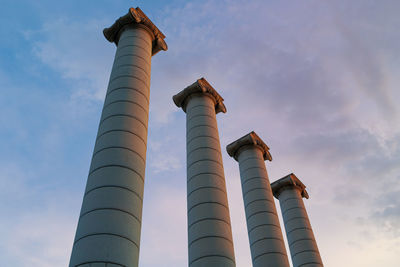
69, 27, 152, 267
236, 147, 290, 267
271, 174, 324, 267
185, 95, 236, 267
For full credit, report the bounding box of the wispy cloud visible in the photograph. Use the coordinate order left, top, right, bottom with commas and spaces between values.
0, 162, 79, 267
28, 18, 114, 101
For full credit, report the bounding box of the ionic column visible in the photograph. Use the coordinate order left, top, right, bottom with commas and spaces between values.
69, 7, 167, 267
226, 132, 290, 267
271, 174, 323, 267
173, 78, 236, 267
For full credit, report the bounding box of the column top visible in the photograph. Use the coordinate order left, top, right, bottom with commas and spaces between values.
271, 173, 309, 199
226, 131, 272, 161
103, 7, 168, 55
172, 77, 227, 114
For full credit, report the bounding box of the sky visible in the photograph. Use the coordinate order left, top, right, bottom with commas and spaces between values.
0, 0, 399, 266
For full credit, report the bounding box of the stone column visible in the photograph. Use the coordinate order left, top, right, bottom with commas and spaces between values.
69, 7, 167, 267
173, 78, 236, 267
271, 173, 323, 267
226, 132, 290, 267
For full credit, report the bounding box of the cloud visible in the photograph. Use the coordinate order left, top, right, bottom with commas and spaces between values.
140, 185, 187, 267
2, 206, 76, 267
0, 162, 79, 267
28, 17, 114, 101
151, 1, 400, 266
149, 155, 182, 173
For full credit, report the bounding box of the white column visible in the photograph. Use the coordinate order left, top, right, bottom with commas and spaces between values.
226, 132, 290, 267
271, 174, 323, 267
173, 78, 236, 267
69, 7, 167, 267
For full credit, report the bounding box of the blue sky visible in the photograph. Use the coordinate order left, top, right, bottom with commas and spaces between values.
1, 0, 399, 266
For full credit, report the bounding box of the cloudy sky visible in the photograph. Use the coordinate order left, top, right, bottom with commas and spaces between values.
1, 0, 399, 266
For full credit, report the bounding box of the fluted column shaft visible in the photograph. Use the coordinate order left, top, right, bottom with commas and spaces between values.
278, 188, 323, 267
186, 94, 236, 267
237, 147, 289, 267
69, 26, 153, 267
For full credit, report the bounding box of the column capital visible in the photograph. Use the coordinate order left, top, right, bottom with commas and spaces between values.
271, 173, 309, 199
226, 131, 272, 161
173, 77, 227, 114
103, 7, 168, 55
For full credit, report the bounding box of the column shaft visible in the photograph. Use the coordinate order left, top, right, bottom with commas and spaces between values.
278, 188, 323, 267
69, 27, 152, 267
237, 148, 290, 267
186, 95, 236, 267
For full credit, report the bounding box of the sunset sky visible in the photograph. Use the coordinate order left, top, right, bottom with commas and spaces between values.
1, 1, 399, 266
